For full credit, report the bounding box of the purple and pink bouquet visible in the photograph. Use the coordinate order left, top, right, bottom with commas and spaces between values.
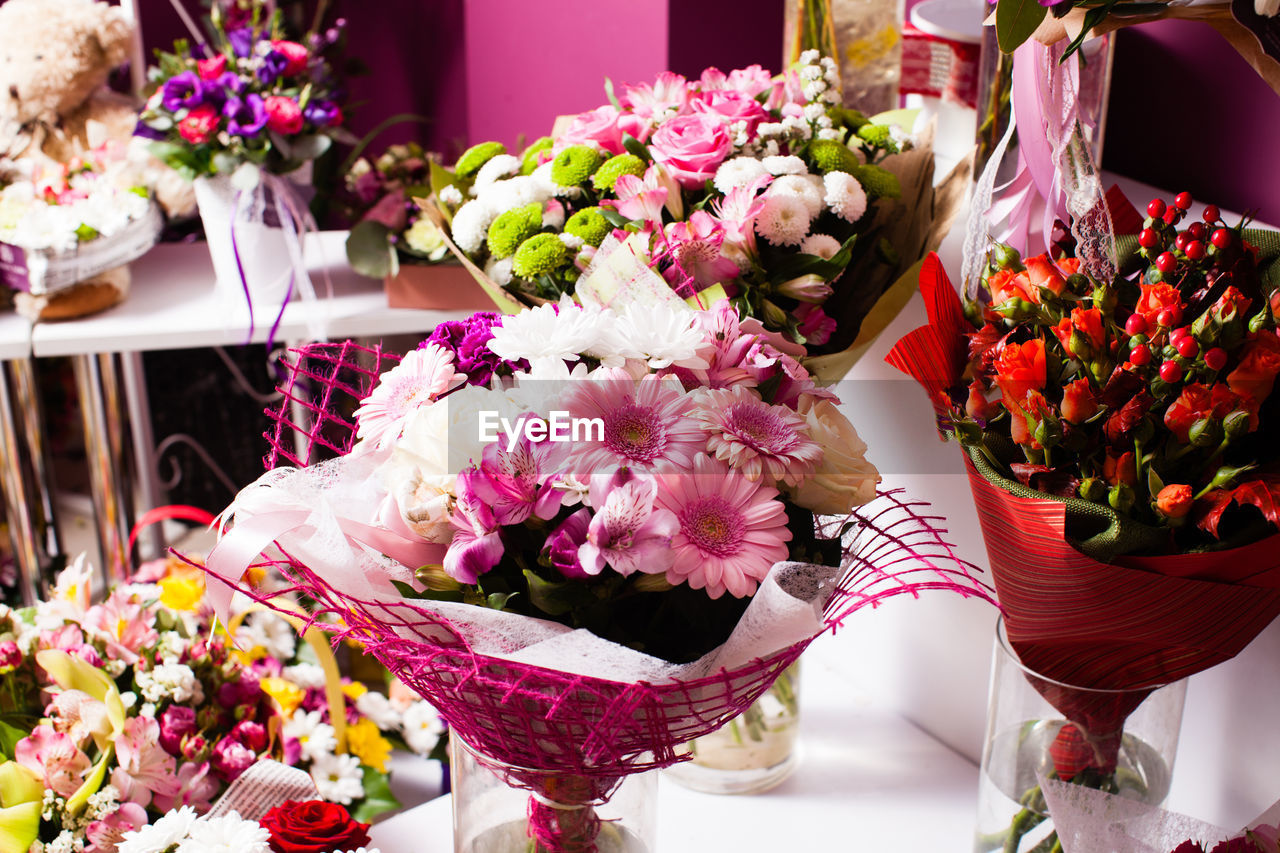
429, 51, 957, 357
0, 557, 441, 853
204, 286, 993, 850
135, 0, 347, 180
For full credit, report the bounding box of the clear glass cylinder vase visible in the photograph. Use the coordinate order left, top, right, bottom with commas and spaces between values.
450, 735, 657, 853
664, 660, 801, 795
974, 618, 1187, 853
783, 0, 903, 114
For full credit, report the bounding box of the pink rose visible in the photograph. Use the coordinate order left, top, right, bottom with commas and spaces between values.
647, 113, 732, 189
211, 736, 256, 781
557, 105, 650, 155
264, 95, 303, 135
691, 89, 769, 135
230, 719, 269, 753
159, 705, 197, 755
0, 640, 20, 671
197, 54, 227, 81
271, 40, 310, 76
177, 104, 219, 145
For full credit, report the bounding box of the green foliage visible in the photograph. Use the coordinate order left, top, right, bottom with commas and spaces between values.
350, 765, 400, 824
995, 0, 1048, 53
345, 220, 398, 279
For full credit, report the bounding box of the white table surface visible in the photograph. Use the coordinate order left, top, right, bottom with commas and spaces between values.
369, 636, 985, 852
0, 309, 31, 360
30, 231, 470, 356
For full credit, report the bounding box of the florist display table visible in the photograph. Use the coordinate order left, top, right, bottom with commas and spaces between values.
28, 231, 470, 591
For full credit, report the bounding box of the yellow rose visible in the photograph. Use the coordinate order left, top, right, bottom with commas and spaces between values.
789, 397, 881, 515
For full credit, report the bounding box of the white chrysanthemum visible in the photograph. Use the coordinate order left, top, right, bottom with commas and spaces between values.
483, 254, 514, 286
309, 753, 365, 805
473, 154, 521, 189
119, 806, 199, 853
438, 184, 464, 206
769, 175, 824, 219
559, 232, 584, 250
176, 812, 271, 853
761, 155, 807, 176
281, 663, 326, 690
355, 690, 401, 730
481, 174, 552, 211
449, 199, 496, 254
235, 610, 296, 661
283, 709, 338, 763
713, 157, 769, 193
816, 127, 842, 140
800, 233, 842, 259
615, 301, 711, 370
532, 160, 582, 199
488, 298, 624, 372
136, 663, 204, 705
823, 171, 868, 223
754, 194, 811, 247
402, 701, 446, 755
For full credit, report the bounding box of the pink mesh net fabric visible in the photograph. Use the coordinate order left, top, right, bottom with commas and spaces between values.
226, 342, 996, 783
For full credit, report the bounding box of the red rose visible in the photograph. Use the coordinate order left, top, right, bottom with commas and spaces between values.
271, 40, 310, 76
1055, 257, 1081, 276
1060, 378, 1098, 424
1163, 382, 1249, 444
1227, 330, 1280, 404
987, 269, 1037, 306
264, 95, 304, 135
178, 104, 220, 145
1103, 450, 1136, 487
1052, 307, 1106, 359
260, 800, 371, 853
197, 54, 227, 81
1135, 282, 1183, 330
1155, 484, 1193, 519
994, 338, 1046, 407
1023, 254, 1066, 297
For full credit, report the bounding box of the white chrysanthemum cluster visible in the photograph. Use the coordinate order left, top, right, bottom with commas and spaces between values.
235, 610, 297, 661
450, 166, 559, 254
713, 156, 769, 193
135, 662, 204, 705
823, 171, 868, 223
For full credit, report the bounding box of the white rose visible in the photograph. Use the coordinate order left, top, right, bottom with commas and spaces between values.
789, 397, 881, 515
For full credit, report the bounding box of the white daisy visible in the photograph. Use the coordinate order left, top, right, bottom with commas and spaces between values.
309, 753, 365, 805
754, 194, 811, 247
118, 806, 199, 853
768, 175, 824, 219
402, 701, 445, 756
234, 610, 296, 661
176, 812, 271, 853
473, 154, 521, 190
761, 155, 808, 176
449, 199, 497, 254
283, 709, 338, 763
823, 171, 868, 223
800, 233, 842, 259
354, 690, 401, 730
713, 157, 769, 194
615, 302, 710, 370
281, 663, 326, 690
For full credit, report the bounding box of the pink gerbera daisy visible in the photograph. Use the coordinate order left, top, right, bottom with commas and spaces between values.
655, 455, 792, 598
559, 375, 705, 473
693, 386, 822, 486
354, 344, 465, 448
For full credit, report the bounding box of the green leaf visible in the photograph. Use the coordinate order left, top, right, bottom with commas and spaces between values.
603, 77, 621, 111
485, 592, 516, 611
0, 718, 31, 760
75, 224, 99, 242
522, 569, 590, 617
767, 232, 859, 281
996, 0, 1047, 53
598, 207, 633, 229
350, 766, 401, 824
1147, 465, 1164, 500
389, 579, 464, 602
621, 133, 651, 162
346, 220, 399, 279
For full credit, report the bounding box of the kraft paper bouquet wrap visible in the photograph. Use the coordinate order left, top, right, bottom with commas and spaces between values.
201, 290, 994, 851
888, 191, 1280, 851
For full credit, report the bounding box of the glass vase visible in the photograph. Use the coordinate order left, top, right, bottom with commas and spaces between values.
974, 618, 1187, 853
450, 735, 657, 853
783, 0, 903, 114
664, 660, 801, 795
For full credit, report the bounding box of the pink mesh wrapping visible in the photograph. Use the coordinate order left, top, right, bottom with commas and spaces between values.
223, 342, 996, 785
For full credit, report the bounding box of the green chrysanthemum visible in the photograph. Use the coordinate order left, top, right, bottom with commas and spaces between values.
564, 207, 612, 247
487, 203, 543, 259
455, 141, 506, 179
856, 124, 892, 147
806, 139, 861, 175
855, 164, 902, 199
551, 145, 605, 187
512, 233, 571, 278
520, 136, 555, 175
592, 153, 646, 192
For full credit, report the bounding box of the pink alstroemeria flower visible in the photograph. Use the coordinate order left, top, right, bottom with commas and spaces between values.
621, 71, 691, 120
579, 470, 678, 577
469, 437, 564, 527
46, 689, 112, 748
15, 725, 91, 798
152, 761, 220, 813
661, 210, 740, 292
443, 479, 505, 585
113, 716, 181, 805
84, 803, 147, 853
726, 64, 774, 98
713, 174, 772, 257
607, 166, 669, 226
543, 509, 593, 580
83, 590, 158, 662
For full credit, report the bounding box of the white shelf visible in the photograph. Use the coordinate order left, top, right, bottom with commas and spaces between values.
0, 310, 31, 361
30, 231, 470, 357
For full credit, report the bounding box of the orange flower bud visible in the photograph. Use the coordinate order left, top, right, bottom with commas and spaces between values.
1155, 484, 1194, 519
1103, 451, 1137, 487
1024, 254, 1067, 296
1060, 378, 1098, 424
966, 380, 995, 421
